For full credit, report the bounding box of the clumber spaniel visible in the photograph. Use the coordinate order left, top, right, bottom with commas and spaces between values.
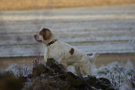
34, 28, 99, 76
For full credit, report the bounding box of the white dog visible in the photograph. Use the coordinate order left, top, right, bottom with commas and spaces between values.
34, 28, 99, 75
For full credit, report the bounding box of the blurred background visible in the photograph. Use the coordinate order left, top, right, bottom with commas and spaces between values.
0, 0, 135, 69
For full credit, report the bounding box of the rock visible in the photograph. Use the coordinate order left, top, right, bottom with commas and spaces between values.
0, 72, 24, 90
31, 63, 48, 77
84, 75, 97, 87
64, 72, 84, 87
84, 76, 115, 90
25, 58, 115, 90
46, 58, 66, 74
2, 58, 115, 90
97, 78, 115, 90
31, 58, 66, 77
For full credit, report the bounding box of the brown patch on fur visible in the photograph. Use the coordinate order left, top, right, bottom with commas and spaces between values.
69, 48, 74, 55
39, 28, 52, 40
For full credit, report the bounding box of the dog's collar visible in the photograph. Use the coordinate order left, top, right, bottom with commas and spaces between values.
47, 39, 57, 46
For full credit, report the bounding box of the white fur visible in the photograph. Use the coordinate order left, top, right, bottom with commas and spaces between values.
34, 29, 99, 75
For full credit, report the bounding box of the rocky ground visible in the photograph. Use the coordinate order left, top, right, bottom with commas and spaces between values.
0, 58, 116, 90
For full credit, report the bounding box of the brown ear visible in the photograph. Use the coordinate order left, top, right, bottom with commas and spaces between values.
39, 28, 52, 40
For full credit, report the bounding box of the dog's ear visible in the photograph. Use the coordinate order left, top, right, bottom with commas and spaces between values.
40, 28, 52, 40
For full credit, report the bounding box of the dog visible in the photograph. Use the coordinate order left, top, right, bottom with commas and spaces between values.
34, 28, 99, 75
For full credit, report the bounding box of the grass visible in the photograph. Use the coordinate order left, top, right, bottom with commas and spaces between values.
92, 56, 135, 90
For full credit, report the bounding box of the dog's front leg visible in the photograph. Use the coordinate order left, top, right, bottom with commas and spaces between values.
58, 55, 68, 69
44, 48, 48, 63
61, 62, 68, 70
74, 65, 82, 76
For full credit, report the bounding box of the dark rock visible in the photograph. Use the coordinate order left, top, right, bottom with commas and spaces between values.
64, 72, 84, 87
84, 76, 115, 90
2, 58, 115, 90
97, 78, 115, 90
31, 58, 67, 77
0, 72, 24, 90
84, 75, 97, 87
46, 58, 66, 74
27, 58, 115, 90
31, 63, 47, 77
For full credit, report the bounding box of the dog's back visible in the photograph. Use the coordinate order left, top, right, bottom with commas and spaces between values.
34, 28, 99, 75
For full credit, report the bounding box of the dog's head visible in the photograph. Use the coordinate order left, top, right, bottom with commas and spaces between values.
34, 28, 53, 43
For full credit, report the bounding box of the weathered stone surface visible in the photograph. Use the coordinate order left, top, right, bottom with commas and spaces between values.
0, 58, 115, 90
0, 72, 24, 90
84, 76, 115, 90
46, 58, 66, 74
26, 58, 115, 90
31, 63, 47, 77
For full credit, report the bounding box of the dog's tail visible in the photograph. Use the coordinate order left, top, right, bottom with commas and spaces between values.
88, 52, 99, 64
